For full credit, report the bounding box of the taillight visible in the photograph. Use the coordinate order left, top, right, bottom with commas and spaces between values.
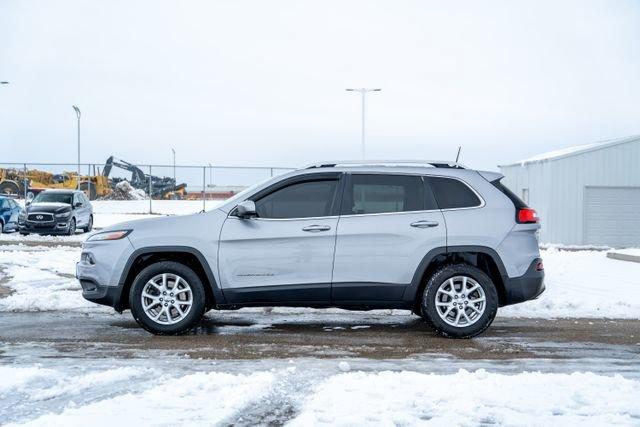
535, 261, 544, 271
517, 207, 539, 224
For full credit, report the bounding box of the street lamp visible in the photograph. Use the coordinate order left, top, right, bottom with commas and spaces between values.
72, 106, 81, 184
345, 88, 381, 159
171, 148, 176, 184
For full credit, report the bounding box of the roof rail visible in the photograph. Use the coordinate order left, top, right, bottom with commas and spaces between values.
304, 160, 467, 169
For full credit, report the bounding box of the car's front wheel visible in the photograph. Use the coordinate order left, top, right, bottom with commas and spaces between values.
129, 261, 206, 335
83, 215, 93, 232
421, 264, 498, 338
67, 218, 76, 236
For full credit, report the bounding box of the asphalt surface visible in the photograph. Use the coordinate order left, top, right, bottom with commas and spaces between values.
1, 311, 639, 362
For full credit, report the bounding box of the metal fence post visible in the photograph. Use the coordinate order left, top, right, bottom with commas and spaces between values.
148, 165, 153, 214
23, 164, 27, 200
270, 168, 274, 177
202, 166, 206, 211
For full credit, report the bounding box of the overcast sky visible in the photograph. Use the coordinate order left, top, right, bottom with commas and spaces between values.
1, 0, 639, 172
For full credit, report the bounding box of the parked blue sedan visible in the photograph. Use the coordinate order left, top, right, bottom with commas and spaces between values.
0, 196, 22, 233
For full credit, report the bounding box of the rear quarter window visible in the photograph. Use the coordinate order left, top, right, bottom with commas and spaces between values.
428, 177, 482, 209
491, 179, 527, 208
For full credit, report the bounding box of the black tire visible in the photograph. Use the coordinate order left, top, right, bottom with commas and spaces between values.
0, 181, 20, 196
421, 264, 498, 339
78, 182, 97, 200
83, 215, 93, 232
0, 221, 3, 234
129, 261, 206, 335
20, 232, 29, 236
67, 218, 76, 236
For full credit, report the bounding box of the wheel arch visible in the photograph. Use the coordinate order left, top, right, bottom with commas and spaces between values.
405, 245, 509, 312
117, 246, 225, 311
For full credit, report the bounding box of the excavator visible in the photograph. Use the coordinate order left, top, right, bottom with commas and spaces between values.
0, 157, 186, 200
102, 156, 187, 199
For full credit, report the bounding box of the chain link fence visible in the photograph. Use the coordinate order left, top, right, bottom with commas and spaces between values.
0, 161, 295, 213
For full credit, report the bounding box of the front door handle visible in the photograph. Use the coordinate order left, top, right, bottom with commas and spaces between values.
302, 225, 331, 232
410, 220, 439, 228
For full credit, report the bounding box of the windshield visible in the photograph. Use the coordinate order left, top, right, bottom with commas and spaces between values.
32, 192, 73, 205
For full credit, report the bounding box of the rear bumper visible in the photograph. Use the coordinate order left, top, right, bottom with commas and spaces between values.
501, 258, 545, 306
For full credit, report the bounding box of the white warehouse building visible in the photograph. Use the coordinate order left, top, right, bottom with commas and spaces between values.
499, 135, 640, 247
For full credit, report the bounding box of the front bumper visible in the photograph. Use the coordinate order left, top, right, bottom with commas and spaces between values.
78, 277, 125, 310
501, 258, 545, 306
76, 237, 135, 312
19, 219, 71, 235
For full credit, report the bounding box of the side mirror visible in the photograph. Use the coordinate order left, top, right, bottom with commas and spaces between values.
74, 202, 82, 208
236, 200, 257, 218
25, 200, 31, 206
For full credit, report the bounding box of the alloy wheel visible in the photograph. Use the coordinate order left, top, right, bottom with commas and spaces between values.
141, 273, 193, 325
435, 276, 486, 327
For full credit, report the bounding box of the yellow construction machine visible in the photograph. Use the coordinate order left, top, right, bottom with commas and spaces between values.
0, 167, 110, 200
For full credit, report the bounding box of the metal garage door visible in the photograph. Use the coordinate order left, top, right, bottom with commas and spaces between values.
584, 186, 640, 247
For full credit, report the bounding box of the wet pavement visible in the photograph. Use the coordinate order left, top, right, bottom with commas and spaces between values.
1, 311, 639, 363
2, 311, 639, 425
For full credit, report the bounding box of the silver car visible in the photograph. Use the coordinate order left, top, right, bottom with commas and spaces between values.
77, 161, 544, 338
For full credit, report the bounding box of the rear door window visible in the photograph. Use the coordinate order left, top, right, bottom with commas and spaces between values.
342, 174, 425, 215
428, 177, 482, 209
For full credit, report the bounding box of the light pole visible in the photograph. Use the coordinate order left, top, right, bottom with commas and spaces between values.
171, 148, 176, 184
345, 88, 381, 159
72, 106, 81, 185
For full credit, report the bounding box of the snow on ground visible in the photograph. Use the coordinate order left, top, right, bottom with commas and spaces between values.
290, 369, 640, 426
91, 200, 223, 229
1, 363, 275, 427
500, 247, 640, 318
0, 240, 639, 318
611, 248, 640, 257
91, 199, 223, 215
0, 245, 107, 312
2, 362, 638, 426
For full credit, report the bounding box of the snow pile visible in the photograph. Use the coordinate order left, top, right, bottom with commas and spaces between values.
0, 366, 147, 401
8, 371, 274, 427
0, 366, 59, 395
500, 247, 640, 318
0, 246, 105, 312
610, 248, 640, 257
99, 181, 147, 201
289, 369, 640, 426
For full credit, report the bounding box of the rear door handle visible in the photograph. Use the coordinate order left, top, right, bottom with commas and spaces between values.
410, 220, 439, 228
302, 225, 331, 232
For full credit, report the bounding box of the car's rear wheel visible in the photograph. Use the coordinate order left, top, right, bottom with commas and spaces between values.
129, 261, 206, 335
421, 264, 498, 338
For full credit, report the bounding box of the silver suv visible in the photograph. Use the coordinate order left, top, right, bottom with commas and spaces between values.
77, 161, 544, 338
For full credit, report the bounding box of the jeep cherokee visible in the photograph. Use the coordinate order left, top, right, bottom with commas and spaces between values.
77, 161, 544, 338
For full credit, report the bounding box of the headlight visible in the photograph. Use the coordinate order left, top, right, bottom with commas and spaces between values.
55, 211, 71, 219
86, 230, 132, 242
